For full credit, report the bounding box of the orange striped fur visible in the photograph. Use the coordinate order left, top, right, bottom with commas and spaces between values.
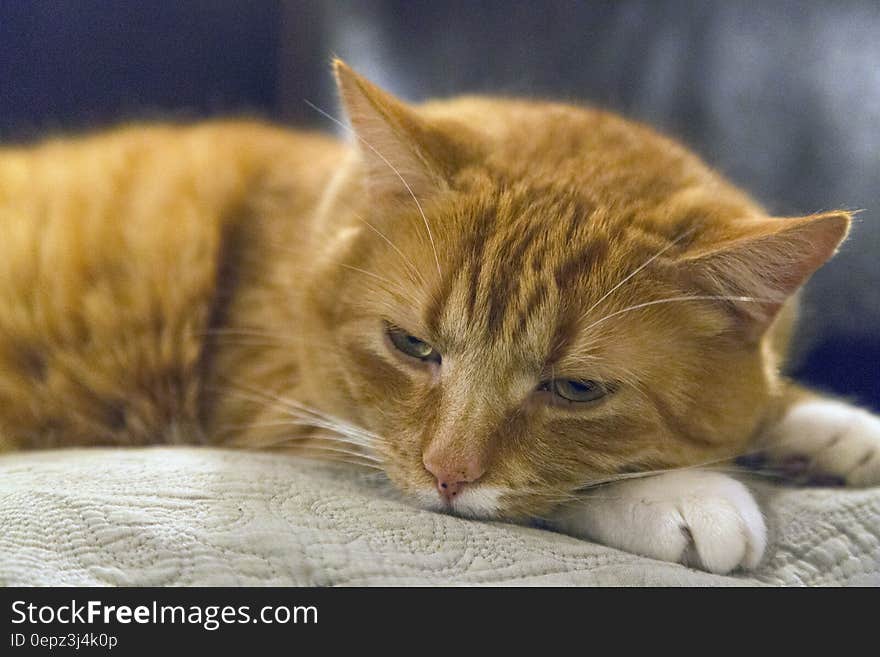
0, 60, 849, 520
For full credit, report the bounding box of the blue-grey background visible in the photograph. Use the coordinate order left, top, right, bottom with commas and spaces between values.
2, 0, 877, 410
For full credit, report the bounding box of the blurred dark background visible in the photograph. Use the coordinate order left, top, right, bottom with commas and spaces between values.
1, 0, 877, 410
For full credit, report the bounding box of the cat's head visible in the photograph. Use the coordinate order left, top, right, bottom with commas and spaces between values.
300, 60, 850, 520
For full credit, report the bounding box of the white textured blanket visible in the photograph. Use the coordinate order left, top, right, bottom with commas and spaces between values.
1, 448, 878, 586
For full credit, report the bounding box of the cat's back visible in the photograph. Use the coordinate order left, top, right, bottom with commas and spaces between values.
0, 120, 341, 450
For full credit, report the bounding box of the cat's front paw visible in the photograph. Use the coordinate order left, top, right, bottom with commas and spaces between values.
761, 399, 880, 487
554, 471, 766, 574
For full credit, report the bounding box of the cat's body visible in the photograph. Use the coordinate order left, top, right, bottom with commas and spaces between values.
0, 120, 341, 450
2, 61, 879, 574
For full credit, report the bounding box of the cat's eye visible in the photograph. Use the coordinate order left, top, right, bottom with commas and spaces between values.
540, 379, 608, 403
386, 325, 441, 364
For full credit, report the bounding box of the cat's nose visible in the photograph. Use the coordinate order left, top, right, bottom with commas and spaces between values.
422, 454, 486, 502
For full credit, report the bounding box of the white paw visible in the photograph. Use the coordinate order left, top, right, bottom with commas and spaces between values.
555, 471, 766, 574
762, 400, 880, 487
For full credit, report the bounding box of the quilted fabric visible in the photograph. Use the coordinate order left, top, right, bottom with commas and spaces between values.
1, 447, 878, 586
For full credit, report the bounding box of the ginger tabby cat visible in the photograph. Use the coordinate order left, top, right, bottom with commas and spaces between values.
1, 60, 879, 574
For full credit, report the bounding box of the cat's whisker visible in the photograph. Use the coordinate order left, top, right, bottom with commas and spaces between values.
199, 327, 321, 350
578, 468, 698, 490
335, 263, 425, 308
277, 401, 387, 441
240, 430, 382, 459
221, 421, 383, 454
508, 488, 586, 508
261, 414, 382, 451
215, 381, 390, 449
278, 449, 386, 471
258, 422, 380, 453
563, 436, 827, 495
201, 328, 294, 340
582, 228, 696, 321
703, 466, 788, 480
207, 340, 292, 350
264, 236, 423, 305
677, 428, 859, 475
305, 99, 443, 281
230, 425, 387, 464
560, 353, 602, 364
202, 335, 295, 349
262, 440, 384, 464
337, 263, 403, 289
298, 194, 427, 289
581, 295, 774, 335
277, 410, 386, 446
350, 212, 427, 287
204, 332, 307, 345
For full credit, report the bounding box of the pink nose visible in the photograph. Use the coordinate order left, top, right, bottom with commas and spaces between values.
423, 454, 486, 503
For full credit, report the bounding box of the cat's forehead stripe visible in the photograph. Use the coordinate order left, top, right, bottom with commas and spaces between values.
426, 189, 612, 349
483, 215, 557, 336
423, 203, 493, 335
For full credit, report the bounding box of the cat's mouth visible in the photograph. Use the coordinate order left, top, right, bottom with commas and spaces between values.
412, 484, 506, 519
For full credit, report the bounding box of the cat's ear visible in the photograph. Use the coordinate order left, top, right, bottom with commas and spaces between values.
680, 211, 851, 338
333, 59, 456, 200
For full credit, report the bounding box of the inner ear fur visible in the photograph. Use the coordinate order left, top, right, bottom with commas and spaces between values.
332, 59, 472, 200
678, 211, 851, 337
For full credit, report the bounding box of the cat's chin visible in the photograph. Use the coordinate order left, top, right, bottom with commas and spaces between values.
410, 485, 506, 520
